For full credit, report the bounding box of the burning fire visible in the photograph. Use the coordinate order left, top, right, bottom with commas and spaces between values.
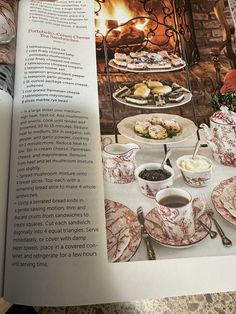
95, 0, 145, 35
135, 20, 148, 31
95, 0, 176, 51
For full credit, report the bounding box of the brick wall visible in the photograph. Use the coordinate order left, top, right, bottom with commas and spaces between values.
192, 0, 235, 56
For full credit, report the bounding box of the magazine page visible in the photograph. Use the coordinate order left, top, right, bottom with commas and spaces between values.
0, 0, 17, 297
95, 0, 236, 303
4, 0, 236, 307
4, 0, 107, 305
0, 91, 14, 298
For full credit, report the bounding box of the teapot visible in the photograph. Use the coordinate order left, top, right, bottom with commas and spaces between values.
102, 137, 140, 184
200, 106, 236, 167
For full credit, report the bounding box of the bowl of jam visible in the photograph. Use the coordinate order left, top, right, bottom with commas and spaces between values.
135, 163, 174, 198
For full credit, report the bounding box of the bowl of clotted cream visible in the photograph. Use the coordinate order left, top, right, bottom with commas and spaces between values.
176, 155, 213, 187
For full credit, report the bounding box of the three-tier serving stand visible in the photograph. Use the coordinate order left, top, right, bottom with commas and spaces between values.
96, 3, 200, 159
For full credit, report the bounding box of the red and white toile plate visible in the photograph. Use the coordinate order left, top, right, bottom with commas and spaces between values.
106, 219, 130, 263
212, 176, 236, 225
144, 208, 211, 248
105, 199, 141, 262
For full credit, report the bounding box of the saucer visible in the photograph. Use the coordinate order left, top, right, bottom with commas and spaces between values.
144, 208, 211, 248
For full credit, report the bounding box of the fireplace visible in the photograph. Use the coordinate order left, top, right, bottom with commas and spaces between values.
94, 0, 200, 65
95, 0, 234, 135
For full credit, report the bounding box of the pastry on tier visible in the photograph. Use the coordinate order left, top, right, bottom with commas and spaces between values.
113, 50, 185, 70
148, 125, 168, 139
134, 116, 181, 139
113, 80, 188, 107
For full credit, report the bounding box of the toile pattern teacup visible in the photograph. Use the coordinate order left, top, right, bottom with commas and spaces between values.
155, 188, 205, 241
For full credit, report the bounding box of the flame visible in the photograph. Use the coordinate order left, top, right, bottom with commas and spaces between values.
95, 1, 135, 34
113, 3, 133, 25
95, 18, 108, 36
135, 19, 148, 31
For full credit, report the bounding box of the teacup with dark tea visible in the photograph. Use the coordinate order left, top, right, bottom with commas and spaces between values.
158, 195, 189, 208
155, 188, 205, 240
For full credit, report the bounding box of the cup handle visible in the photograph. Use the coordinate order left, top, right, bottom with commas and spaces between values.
192, 198, 205, 220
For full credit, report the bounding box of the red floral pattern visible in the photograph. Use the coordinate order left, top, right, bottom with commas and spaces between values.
145, 208, 211, 247
212, 176, 236, 226
209, 121, 236, 167
105, 199, 141, 262
154, 204, 195, 241
103, 144, 139, 184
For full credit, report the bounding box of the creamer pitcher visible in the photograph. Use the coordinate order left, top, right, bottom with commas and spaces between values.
102, 138, 140, 184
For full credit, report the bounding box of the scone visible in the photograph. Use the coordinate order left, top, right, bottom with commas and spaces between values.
148, 116, 163, 125
148, 125, 168, 139
134, 121, 151, 135
162, 119, 181, 133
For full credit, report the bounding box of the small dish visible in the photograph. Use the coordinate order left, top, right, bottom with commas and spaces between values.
135, 163, 174, 198
176, 154, 213, 187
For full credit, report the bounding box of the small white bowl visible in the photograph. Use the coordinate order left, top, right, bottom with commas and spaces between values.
176, 155, 213, 187
135, 163, 175, 198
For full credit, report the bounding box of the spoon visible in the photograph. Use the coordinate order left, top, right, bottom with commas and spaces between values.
207, 210, 232, 247
198, 219, 217, 239
192, 140, 201, 159
161, 149, 172, 170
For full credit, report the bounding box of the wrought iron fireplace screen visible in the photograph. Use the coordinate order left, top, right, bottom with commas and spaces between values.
94, 0, 199, 65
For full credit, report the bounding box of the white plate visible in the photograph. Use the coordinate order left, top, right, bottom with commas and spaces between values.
109, 59, 186, 73
145, 209, 211, 248
117, 113, 198, 145
212, 176, 236, 224
113, 90, 192, 110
